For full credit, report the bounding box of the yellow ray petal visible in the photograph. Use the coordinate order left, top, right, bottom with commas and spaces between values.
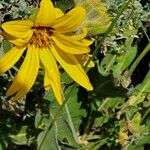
55, 8, 64, 18
7, 45, 39, 100
67, 28, 88, 40
7, 46, 31, 96
35, 0, 56, 26
2, 20, 33, 38
75, 54, 95, 68
0, 46, 26, 74
53, 33, 91, 47
59, 28, 94, 46
10, 37, 31, 47
44, 70, 51, 90
80, 38, 94, 46
3, 31, 33, 47
6, 47, 32, 96
52, 6, 86, 33
54, 32, 94, 47
51, 45, 93, 90
52, 35, 90, 54
39, 48, 63, 105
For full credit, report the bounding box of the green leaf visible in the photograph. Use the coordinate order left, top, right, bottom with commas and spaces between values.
2, 40, 12, 52
103, 97, 124, 109
88, 138, 108, 150
128, 113, 145, 137
94, 116, 109, 127
99, 47, 137, 79
54, 0, 74, 12
89, 67, 128, 97
99, 54, 117, 76
135, 70, 150, 93
112, 46, 137, 78
129, 71, 150, 106
37, 85, 83, 150
128, 135, 150, 150
99, 28, 137, 79
128, 145, 144, 150
9, 126, 32, 145
64, 85, 86, 130
135, 135, 150, 146
0, 144, 3, 150
37, 127, 60, 150
28, 8, 39, 21
61, 71, 74, 86
35, 109, 50, 130
122, 46, 137, 70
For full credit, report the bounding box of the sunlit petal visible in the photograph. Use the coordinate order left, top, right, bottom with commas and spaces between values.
39, 48, 63, 105
53, 32, 92, 47
55, 8, 64, 18
6, 47, 32, 96
35, 0, 56, 26
80, 38, 94, 46
75, 54, 95, 68
0, 46, 26, 74
2, 20, 33, 38
10, 38, 31, 47
7, 45, 39, 100
67, 28, 88, 40
52, 6, 85, 33
51, 45, 93, 90
3, 31, 33, 47
54, 31, 94, 47
52, 35, 90, 54
44, 70, 51, 90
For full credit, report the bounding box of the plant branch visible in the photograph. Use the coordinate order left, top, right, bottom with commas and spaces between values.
127, 43, 150, 78
85, 0, 132, 68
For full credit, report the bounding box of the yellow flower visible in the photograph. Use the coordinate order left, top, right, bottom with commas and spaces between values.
0, 0, 93, 105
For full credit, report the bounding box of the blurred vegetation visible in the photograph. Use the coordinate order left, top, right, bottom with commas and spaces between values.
0, 0, 150, 149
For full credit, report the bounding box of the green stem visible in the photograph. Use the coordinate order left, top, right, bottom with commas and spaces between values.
85, 0, 132, 68
127, 43, 150, 78
125, 4, 150, 78
98, 98, 109, 112
81, 110, 92, 140
141, 98, 150, 121
139, 21, 150, 42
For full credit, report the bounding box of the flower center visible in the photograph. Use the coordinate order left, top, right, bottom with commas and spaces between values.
30, 26, 54, 48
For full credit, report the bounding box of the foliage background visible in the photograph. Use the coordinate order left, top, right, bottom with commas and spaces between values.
0, 0, 150, 149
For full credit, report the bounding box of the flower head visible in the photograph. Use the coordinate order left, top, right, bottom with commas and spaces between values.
0, 0, 93, 105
